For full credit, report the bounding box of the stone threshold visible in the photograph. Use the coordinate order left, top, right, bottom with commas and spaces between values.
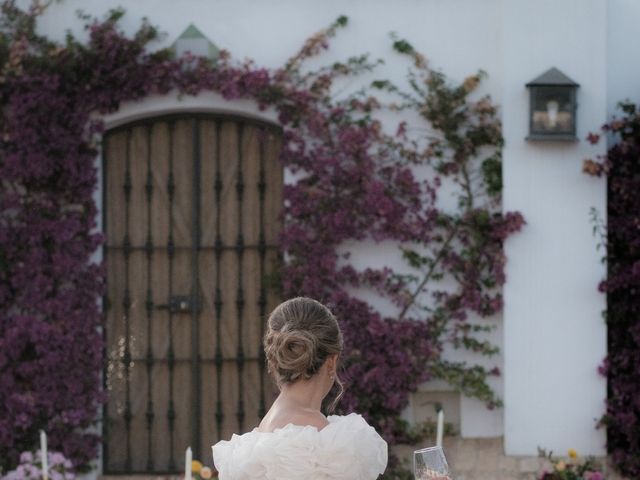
392, 436, 629, 480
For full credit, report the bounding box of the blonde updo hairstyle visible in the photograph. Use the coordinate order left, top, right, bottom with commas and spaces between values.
264, 297, 344, 411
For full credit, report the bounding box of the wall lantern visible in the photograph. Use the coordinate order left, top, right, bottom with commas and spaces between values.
526, 67, 579, 141
172, 24, 220, 64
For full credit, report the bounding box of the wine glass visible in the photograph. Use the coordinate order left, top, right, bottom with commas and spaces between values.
413, 446, 452, 480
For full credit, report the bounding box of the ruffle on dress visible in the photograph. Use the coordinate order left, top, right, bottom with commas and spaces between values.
212, 413, 388, 480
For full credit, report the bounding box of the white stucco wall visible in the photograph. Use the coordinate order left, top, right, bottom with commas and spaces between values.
607, 0, 640, 116
29, 0, 620, 470
502, 0, 607, 456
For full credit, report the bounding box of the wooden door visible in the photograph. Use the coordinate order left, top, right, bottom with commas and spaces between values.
103, 114, 282, 474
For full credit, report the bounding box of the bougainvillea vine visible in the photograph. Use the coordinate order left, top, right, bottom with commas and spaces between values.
0, 2, 523, 477
583, 103, 640, 478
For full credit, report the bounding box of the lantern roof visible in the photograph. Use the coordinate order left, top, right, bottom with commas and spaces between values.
526, 67, 579, 87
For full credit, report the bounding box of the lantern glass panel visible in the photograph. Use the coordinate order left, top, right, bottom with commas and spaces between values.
530, 86, 574, 135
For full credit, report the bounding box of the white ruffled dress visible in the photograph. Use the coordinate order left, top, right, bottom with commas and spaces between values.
211, 413, 388, 479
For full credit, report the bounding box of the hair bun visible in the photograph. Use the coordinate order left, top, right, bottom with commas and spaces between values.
269, 329, 318, 382
263, 297, 344, 412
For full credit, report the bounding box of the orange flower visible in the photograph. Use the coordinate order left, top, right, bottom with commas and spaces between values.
582, 159, 603, 177
462, 75, 480, 92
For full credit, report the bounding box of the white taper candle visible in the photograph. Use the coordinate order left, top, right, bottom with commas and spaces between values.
436, 409, 444, 448
40, 430, 48, 480
185, 446, 192, 480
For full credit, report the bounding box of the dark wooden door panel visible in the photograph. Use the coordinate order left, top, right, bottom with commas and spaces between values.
103, 114, 282, 474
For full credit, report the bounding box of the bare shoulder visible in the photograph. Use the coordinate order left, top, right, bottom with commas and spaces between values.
292, 408, 329, 430
259, 407, 328, 432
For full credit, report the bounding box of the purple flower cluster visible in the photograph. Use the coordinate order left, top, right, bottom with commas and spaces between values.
0, 10, 106, 472
584, 102, 640, 478
2, 450, 75, 479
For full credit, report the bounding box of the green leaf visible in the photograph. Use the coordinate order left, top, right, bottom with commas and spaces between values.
392, 39, 414, 55
335, 15, 349, 27
401, 248, 425, 268
481, 155, 502, 196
